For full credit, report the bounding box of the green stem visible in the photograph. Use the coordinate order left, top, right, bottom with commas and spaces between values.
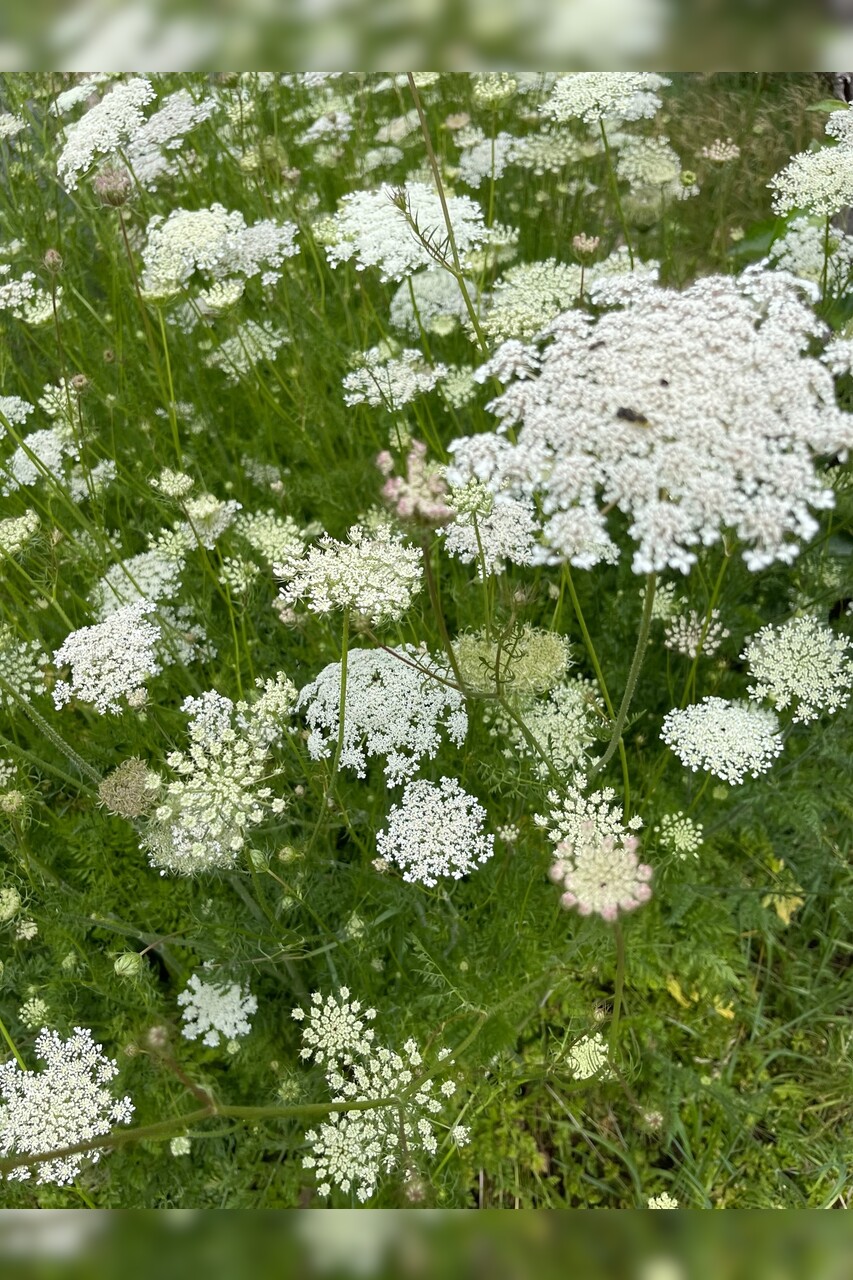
599, 120, 634, 270
407, 74, 490, 355
421, 539, 465, 689
590, 573, 656, 780
679, 550, 731, 708
562, 565, 631, 805
609, 921, 626, 1053
0, 679, 100, 786
329, 608, 350, 786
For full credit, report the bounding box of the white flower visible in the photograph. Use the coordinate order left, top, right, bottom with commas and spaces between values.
342, 347, 447, 410
742, 614, 853, 723
178, 973, 257, 1048
654, 811, 703, 860
236, 510, 304, 566
376, 777, 494, 886
325, 182, 487, 282
451, 268, 851, 575
57, 78, 156, 189
389, 267, 474, 336
52, 602, 161, 715
0, 1027, 134, 1185
541, 73, 670, 125
535, 775, 643, 851
140, 203, 299, 298
648, 1193, 679, 1209
297, 646, 467, 786
294, 991, 467, 1202
550, 825, 653, 921
277, 525, 421, 626
292, 988, 377, 1069
91, 549, 183, 618
661, 697, 783, 785
0, 509, 40, 556
664, 607, 729, 659
205, 321, 289, 382
441, 491, 539, 578
0, 624, 47, 706
565, 1033, 613, 1079
487, 677, 597, 776
771, 108, 853, 217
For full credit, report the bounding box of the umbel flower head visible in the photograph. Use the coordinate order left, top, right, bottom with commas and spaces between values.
549, 824, 653, 922
0, 1027, 134, 1185
741, 614, 853, 723
178, 973, 257, 1048
449, 268, 853, 575
661, 697, 783, 785
376, 776, 494, 886
292, 990, 469, 1202
296, 645, 467, 786
52, 601, 161, 714
276, 524, 422, 627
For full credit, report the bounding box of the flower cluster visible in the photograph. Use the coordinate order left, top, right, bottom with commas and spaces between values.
140, 203, 299, 297
453, 624, 571, 697
292, 990, 468, 1201
536, 775, 643, 852
376, 777, 494, 886
541, 73, 670, 125
565, 1033, 613, 1080
451, 269, 851, 574
654, 811, 703, 860
296, 646, 467, 786
389, 268, 473, 337
487, 677, 597, 776
549, 824, 653, 921
664, 607, 730, 659
342, 346, 447, 410
660, 697, 783, 785
276, 525, 422, 626
442, 490, 539, 579
770, 105, 853, 217
325, 183, 487, 282
178, 973, 257, 1048
57, 77, 156, 189
0, 1027, 134, 1185
741, 614, 853, 723
143, 682, 291, 875
0, 624, 47, 706
52, 602, 161, 714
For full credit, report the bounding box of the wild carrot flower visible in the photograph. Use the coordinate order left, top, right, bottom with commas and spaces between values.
741, 614, 853, 723
661, 697, 783, 785
376, 777, 494, 886
0, 1027, 134, 1185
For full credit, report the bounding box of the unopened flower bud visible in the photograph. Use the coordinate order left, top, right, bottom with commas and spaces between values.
93, 166, 133, 207
43, 248, 63, 273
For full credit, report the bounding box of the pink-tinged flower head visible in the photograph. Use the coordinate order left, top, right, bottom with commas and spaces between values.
376, 439, 453, 527
551, 825, 653, 922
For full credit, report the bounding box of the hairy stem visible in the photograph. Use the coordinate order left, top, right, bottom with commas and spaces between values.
591, 573, 656, 780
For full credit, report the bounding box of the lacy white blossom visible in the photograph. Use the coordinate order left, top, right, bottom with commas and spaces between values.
742, 614, 853, 723
140, 203, 299, 298
770, 108, 853, 217
293, 990, 468, 1202
144, 682, 291, 875
549, 824, 652, 921
389, 268, 473, 336
766, 216, 853, 294
124, 88, 218, 188
535, 775, 643, 851
292, 988, 377, 1069
236, 510, 304, 565
660, 697, 783, 785
57, 77, 156, 189
441, 491, 539, 578
455, 128, 514, 188
325, 183, 487, 282
206, 320, 289, 381
565, 1032, 613, 1079
297, 646, 467, 786
0, 395, 34, 431
277, 525, 421, 626
52, 602, 161, 714
664, 607, 729, 659
542, 73, 670, 124
0, 509, 40, 557
648, 1193, 679, 1209
451, 269, 851, 575
487, 677, 597, 775
2, 426, 79, 495
181, 493, 242, 548
342, 347, 447, 410
654, 811, 703, 860
178, 973, 257, 1047
91, 549, 183, 618
0, 624, 47, 706
0, 1027, 134, 1185
376, 777, 494, 886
